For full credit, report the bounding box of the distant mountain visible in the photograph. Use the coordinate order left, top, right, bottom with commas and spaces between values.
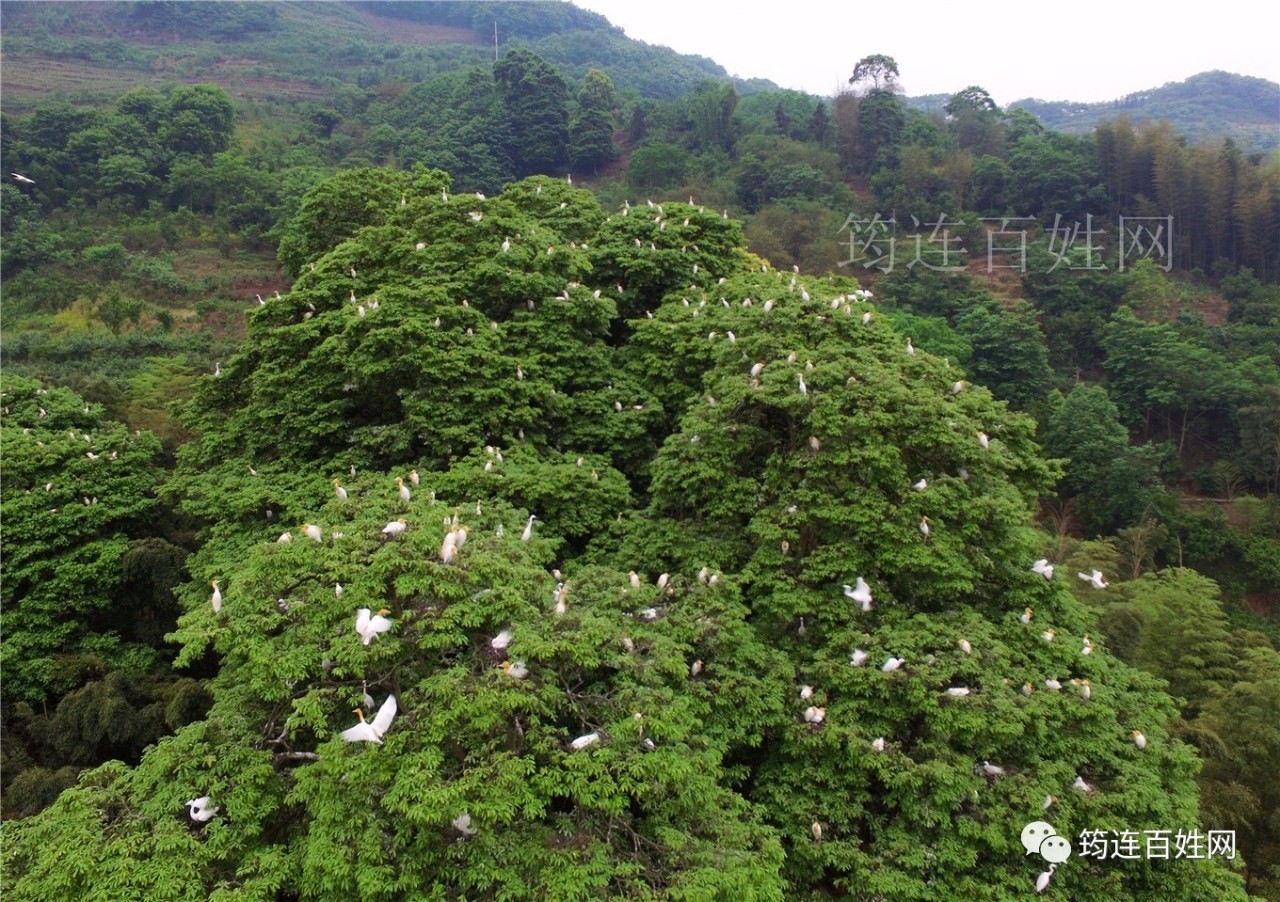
0, 0, 730, 108
901, 72, 1278, 153
1010, 71, 1279, 153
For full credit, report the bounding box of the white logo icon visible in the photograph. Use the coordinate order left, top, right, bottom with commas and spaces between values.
1021, 821, 1072, 863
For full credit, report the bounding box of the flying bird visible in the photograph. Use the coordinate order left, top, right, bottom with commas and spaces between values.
11, 172, 36, 185
1077, 569, 1109, 589
1032, 559, 1054, 579
355, 608, 393, 645
340, 695, 397, 744
842, 577, 873, 612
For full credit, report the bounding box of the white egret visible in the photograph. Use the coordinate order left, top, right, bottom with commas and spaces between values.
340, 695, 397, 744
11, 172, 36, 185
881, 656, 905, 673
812, 820, 822, 841
409, 470, 420, 486
798, 374, 808, 396
1077, 569, 1109, 589
491, 629, 513, 651
210, 580, 222, 613
1043, 794, 1057, 810
842, 577, 873, 612
501, 237, 511, 253
656, 572, 669, 590
332, 479, 348, 501
628, 570, 641, 589
439, 529, 458, 564
951, 381, 965, 395
912, 478, 928, 491
521, 515, 536, 541
871, 737, 886, 752
1041, 628, 1056, 642
1022, 683, 1034, 697
396, 476, 411, 504
381, 519, 408, 537
919, 516, 931, 540
1073, 775, 1093, 793
1132, 730, 1147, 750
453, 813, 477, 837
303, 522, 323, 543
570, 732, 600, 750
1020, 607, 1034, 624
906, 337, 915, 356
850, 648, 869, 667
981, 761, 1005, 777
186, 796, 219, 822
355, 608, 393, 645
808, 435, 821, 452
862, 311, 873, 325
1044, 678, 1062, 691
1036, 867, 1054, 894
750, 361, 765, 378
277, 532, 293, 543
1032, 559, 1054, 579
502, 660, 529, 679
690, 659, 703, 677
803, 705, 826, 724
1081, 634, 1094, 655
1074, 678, 1093, 700
335, 583, 343, 598
958, 638, 972, 654
799, 685, 814, 699
945, 687, 971, 697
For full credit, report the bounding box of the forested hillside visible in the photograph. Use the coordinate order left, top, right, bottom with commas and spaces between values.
2, 2, 1278, 899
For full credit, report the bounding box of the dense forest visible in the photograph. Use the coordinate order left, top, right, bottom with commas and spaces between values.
2, 2, 1278, 899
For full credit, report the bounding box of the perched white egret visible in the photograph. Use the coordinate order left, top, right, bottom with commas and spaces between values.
396, 477, 411, 504
808, 435, 821, 452
1132, 730, 1147, 750
750, 361, 765, 378
1043, 794, 1057, 810
453, 813, 477, 837
277, 532, 293, 543
491, 629, 513, 651
978, 431, 990, 450
628, 570, 641, 589
210, 580, 222, 613
408, 470, 420, 486
945, 687, 971, 697
842, 577, 873, 612
1077, 569, 1109, 589
186, 796, 220, 822
521, 515, 536, 541
340, 695, 397, 744
1020, 607, 1034, 624
303, 522, 323, 543
799, 685, 814, 699
906, 337, 915, 356
690, 659, 703, 678
502, 660, 529, 679
881, 656, 905, 673
1036, 866, 1055, 894
1074, 678, 1093, 700
951, 381, 965, 395
656, 572, 670, 590
919, 516, 931, 540
811, 820, 822, 841
871, 736, 886, 752
335, 583, 343, 598
798, 374, 808, 396
1081, 634, 1094, 655
1045, 678, 1062, 691
1072, 774, 1093, 793
862, 310, 873, 325
439, 529, 458, 564
981, 761, 1005, 777
355, 608, 393, 645
1032, 559, 1054, 579
958, 638, 972, 655
214, 362, 222, 377
332, 479, 348, 501
1040, 628, 1056, 643
803, 706, 826, 724
570, 732, 600, 750
912, 478, 928, 491
381, 519, 408, 537
850, 648, 869, 667
501, 237, 511, 253
1022, 682, 1035, 697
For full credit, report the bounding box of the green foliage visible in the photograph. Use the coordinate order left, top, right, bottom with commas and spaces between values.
494, 48, 571, 177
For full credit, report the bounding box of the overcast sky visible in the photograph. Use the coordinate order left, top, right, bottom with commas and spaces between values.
572, 0, 1280, 105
